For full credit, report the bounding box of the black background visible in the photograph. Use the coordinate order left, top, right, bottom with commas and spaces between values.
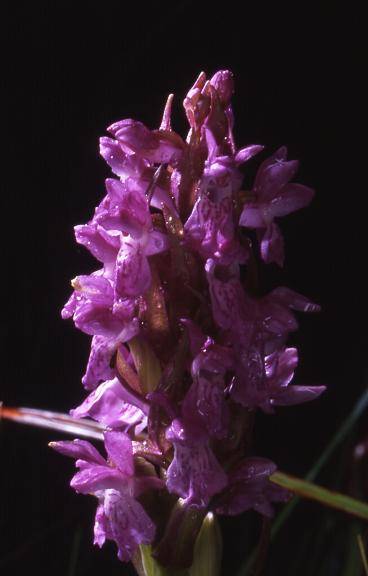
1, 3, 364, 575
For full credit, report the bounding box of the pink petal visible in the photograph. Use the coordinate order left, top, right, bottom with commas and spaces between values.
272, 385, 326, 406
104, 489, 155, 561
235, 144, 264, 165
61, 292, 78, 319
230, 458, 277, 483
104, 178, 150, 237
108, 119, 158, 151
166, 419, 227, 506
265, 347, 298, 388
255, 147, 299, 201
239, 203, 266, 228
70, 377, 146, 431
144, 230, 170, 256
71, 465, 124, 494
269, 183, 315, 218
269, 286, 321, 313
82, 335, 117, 390
94, 503, 110, 547
74, 302, 125, 338
99, 137, 147, 179
108, 119, 184, 165
103, 431, 134, 477
72, 275, 114, 305
205, 259, 244, 330
50, 439, 106, 465
182, 375, 229, 439
260, 222, 285, 266
75, 223, 119, 264
209, 70, 234, 104
115, 241, 151, 299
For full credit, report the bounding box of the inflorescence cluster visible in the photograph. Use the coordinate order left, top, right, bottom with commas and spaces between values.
52, 70, 325, 567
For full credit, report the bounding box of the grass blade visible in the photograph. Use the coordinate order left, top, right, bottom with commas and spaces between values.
271, 388, 368, 539
357, 534, 368, 576
271, 472, 368, 521
237, 388, 368, 575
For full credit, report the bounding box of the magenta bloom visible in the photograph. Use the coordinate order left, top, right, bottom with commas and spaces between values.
182, 325, 234, 438
70, 377, 147, 433
166, 418, 227, 507
62, 274, 139, 389
214, 458, 290, 517
55, 70, 324, 567
184, 151, 260, 265
51, 432, 161, 561
239, 146, 315, 266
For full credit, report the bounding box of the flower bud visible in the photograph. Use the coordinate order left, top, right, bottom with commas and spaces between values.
189, 512, 222, 576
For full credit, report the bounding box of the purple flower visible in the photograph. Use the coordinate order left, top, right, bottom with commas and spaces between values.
205, 259, 320, 344
184, 156, 249, 264
183, 70, 263, 264
239, 147, 315, 266
62, 274, 139, 389
100, 121, 179, 213
107, 118, 185, 166
181, 325, 234, 438
94, 178, 152, 236
166, 418, 227, 508
74, 223, 120, 271
51, 432, 160, 561
57, 69, 325, 566
99, 136, 148, 180
214, 458, 290, 517
149, 381, 228, 509
231, 346, 325, 412
263, 348, 325, 408
62, 275, 131, 335
75, 180, 169, 304
62, 177, 170, 389
70, 377, 147, 433
205, 260, 325, 410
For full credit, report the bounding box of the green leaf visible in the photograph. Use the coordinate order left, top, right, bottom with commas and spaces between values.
237, 388, 368, 576
271, 472, 368, 521
272, 388, 368, 539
